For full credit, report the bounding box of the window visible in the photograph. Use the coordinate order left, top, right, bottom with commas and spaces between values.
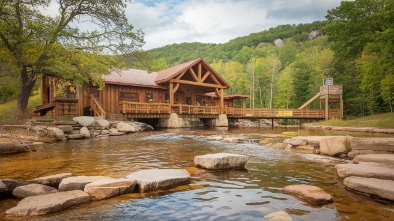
119, 92, 138, 102
146, 93, 153, 103
186, 97, 192, 105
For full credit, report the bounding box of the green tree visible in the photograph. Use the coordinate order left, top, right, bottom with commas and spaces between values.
0, 0, 144, 117
275, 65, 295, 109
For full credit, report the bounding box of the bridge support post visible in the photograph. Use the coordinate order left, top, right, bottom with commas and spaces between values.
271, 119, 274, 129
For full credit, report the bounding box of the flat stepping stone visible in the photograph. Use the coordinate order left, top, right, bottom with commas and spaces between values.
6, 190, 90, 216
343, 176, 394, 201
58, 176, 110, 191
126, 169, 191, 192
0, 179, 28, 196
28, 173, 73, 188
68, 134, 85, 139
353, 154, 394, 165
335, 164, 394, 180
12, 184, 57, 199
194, 153, 249, 169
84, 178, 136, 200
284, 184, 334, 205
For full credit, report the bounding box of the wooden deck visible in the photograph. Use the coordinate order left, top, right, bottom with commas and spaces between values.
119, 102, 338, 119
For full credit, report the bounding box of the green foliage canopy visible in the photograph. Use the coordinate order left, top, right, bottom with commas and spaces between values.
0, 0, 144, 116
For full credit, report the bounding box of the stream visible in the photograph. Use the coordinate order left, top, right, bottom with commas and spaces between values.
0, 127, 393, 221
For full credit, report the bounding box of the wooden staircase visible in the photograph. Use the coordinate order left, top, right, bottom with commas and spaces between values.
89, 95, 106, 118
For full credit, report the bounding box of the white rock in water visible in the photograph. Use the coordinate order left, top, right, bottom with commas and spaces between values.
79, 126, 90, 138
343, 176, 394, 201
126, 169, 191, 192
265, 210, 294, 221
194, 153, 249, 169
12, 184, 58, 199
116, 122, 136, 133
84, 178, 136, 200
6, 190, 90, 216
284, 184, 334, 205
353, 154, 394, 165
58, 176, 110, 191
73, 116, 95, 127
28, 173, 73, 188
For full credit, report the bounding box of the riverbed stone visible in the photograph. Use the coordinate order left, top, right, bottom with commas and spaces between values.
0, 179, 28, 197
95, 118, 111, 129
12, 184, 58, 199
194, 153, 249, 169
28, 173, 73, 188
73, 116, 95, 127
283, 184, 334, 205
117, 122, 136, 133
319, 136, 350, 156
353, 154, 394, 165
0, 142, 30, 155
222, 137, 244, 143
283, 137, 307, 146
80, 126, 90, 138
129, 121, 154, 131
56, 125, 73, 133
58, 176, 110, 191
264, 210, 294, 221
6, 190, 91, 216
126, 169, 191, 192
47, 127, 66, 141
335, 163, 394, 180
68, 134, 85, 139
343, 176, 394, 201
84, 178, 136, 200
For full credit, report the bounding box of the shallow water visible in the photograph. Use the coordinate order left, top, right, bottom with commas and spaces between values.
1, 127, 393, 221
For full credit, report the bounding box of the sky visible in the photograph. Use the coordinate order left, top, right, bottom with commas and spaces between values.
125, 0, 345, 50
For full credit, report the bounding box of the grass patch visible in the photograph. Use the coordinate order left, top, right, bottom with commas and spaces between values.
0, 95, 41, 125
313, 112, 394, 129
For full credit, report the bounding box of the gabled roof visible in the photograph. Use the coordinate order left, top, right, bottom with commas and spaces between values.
155, 58, 230, 88
104, 69, 161, 88
103, 58, 230, 89
155, 58, 201, 83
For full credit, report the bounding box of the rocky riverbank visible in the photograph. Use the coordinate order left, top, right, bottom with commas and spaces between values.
0, 116, 154, 156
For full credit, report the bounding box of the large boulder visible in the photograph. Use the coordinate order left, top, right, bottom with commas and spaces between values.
335, 163, 394, 180
6, 190, 91, 216
215, 114, 229, 127
283, 184, 334, 205
343, 176, 394, 201
12, 184, 58, 199
46, 127, 66, 141
84, 178, 136, 200
126, 169, 191, 192
194, 153, 249, 169
319, 136, 351, 156
58, 176, 110, 191
1, 179, 28, 197
116, 122, 136, 133
353, 154, 394, 165
28, 173, 73, 188
94, 117, 111, 129
79, 126, 90, 138
129, 122, 154, 131
73, 116, 95, 127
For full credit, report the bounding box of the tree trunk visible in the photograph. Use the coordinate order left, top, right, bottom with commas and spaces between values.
17, 67, 36, 118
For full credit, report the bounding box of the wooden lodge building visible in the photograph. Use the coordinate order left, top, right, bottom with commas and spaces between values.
35, 58, 343, 125
35, 58, 249, 124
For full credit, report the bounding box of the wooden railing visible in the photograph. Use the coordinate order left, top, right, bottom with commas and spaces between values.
89, 95, 106, 118
118, 102, 336, 119
225, 107, 327, 119
119, 102, 171, 114
171, 105, 220, 115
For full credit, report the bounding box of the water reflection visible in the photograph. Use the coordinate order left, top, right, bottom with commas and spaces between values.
0, 127, 393, 220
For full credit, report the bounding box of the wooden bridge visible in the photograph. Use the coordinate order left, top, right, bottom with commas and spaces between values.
117, 102, 341, 120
